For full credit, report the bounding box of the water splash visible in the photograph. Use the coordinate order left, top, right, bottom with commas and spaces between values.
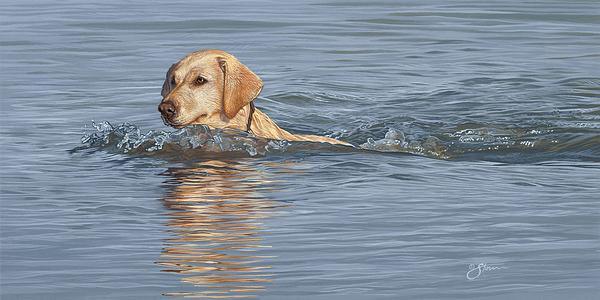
360, 128, 448, 159
78, 121, 292, 158
77, 121, 600, 163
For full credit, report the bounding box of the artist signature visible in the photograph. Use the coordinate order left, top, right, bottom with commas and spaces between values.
466, 263, 506, 280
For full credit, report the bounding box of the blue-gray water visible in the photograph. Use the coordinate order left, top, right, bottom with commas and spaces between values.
1, 0, 599, 299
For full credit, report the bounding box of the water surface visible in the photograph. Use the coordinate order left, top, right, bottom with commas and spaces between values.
1, 0, 599, 299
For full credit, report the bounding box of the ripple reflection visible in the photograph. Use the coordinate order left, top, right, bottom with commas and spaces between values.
158, 160, 281, 298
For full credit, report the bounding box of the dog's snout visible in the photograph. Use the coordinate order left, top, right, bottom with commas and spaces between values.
159, 101, 176, 119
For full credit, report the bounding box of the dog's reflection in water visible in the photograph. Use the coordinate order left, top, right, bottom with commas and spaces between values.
158, 160, 282, 298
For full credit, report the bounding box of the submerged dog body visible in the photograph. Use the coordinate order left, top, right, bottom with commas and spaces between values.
158, 49, 351, 146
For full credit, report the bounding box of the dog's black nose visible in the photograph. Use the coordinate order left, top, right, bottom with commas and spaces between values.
159, 101, 176, 119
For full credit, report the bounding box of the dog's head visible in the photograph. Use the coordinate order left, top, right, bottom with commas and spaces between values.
158, 50, 263, 128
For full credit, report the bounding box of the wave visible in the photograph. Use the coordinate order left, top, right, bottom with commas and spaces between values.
76, 121, 600, 163
359, 125, 599, 162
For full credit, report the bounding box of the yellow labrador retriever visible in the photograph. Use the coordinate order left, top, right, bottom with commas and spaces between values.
158, 49, 351, 146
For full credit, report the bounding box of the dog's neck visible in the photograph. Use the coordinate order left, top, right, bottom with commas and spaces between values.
191, 104, 298, 141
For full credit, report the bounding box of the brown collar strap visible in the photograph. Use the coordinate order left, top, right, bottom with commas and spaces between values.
246, 102, 255, 133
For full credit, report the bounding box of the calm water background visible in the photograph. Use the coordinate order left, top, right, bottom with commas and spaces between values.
1, 0, 599, 299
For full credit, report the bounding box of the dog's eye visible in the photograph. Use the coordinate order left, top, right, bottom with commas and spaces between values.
170, 77, 176, 86
195, 76, 207, 85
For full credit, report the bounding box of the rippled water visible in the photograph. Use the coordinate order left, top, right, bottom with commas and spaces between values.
1, 0, 599, 299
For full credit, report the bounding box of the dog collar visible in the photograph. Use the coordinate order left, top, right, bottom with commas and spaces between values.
246, 102, 255, 133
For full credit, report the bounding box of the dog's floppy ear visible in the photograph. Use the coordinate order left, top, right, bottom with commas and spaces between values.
217, 56, 263, 119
